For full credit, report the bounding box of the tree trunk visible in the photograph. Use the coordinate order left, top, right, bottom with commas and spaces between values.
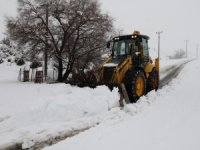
62, 70, 71, 82
57, 58, 63, 82
62, 60, 74, 82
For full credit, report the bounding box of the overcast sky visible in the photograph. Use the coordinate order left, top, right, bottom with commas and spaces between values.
0, 0, 17, 38
99, 0, 200, 57
0, 0, 199, 57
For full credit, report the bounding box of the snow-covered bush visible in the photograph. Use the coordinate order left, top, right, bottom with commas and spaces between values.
0, 44, 13, 59
0, 37, 25, 64
7, 58, 12, 62
30, 60, 42, 69
16, 58, 25, 66
0, 58, 3, 64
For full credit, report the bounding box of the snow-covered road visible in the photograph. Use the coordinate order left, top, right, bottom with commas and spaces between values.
0, 58, 197, 150
159, 59, 192, 88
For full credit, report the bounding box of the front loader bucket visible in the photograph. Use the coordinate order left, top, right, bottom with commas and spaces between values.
67, 71, 98, 88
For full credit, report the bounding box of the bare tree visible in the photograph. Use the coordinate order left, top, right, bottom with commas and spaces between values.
7, 0, 113, 82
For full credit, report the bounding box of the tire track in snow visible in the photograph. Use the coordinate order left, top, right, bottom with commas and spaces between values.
0, 126, 94, 150
26, 126, 92, 150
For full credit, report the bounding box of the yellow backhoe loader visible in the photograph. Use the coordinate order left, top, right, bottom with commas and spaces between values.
94, 31, 159, 105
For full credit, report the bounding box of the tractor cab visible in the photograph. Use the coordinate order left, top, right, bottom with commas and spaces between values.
110, 31, 150, 66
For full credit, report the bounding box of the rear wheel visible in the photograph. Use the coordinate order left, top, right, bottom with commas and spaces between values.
125, 70, 146, 103
147, 68, 159, 92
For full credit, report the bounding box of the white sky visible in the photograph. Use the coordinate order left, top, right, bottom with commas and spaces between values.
0, 0, 199, 57
99, 0, 200, 57
0, 0, 17, 38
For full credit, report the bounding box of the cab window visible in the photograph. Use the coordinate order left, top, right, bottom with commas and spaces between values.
113, 41, 127, 57
142, 38, 149, 60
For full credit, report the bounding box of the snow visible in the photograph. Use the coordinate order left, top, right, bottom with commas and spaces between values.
42, 59, 200, 150
103, 63, 118, 67
0, 58, 199, 150
0, 62, 119, 149
160, 58, 190, 80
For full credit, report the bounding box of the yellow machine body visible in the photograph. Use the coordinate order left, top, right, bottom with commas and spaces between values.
94, 31, 159, 104
97, 56, 158, 86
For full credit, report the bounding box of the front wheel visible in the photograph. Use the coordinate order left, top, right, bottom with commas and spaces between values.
125, 70, 146, 103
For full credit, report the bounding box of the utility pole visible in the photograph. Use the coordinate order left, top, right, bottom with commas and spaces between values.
156, 31, 163, 87
185, 40, 188, 58
44, 3, 49, 81
156, 31, 163, 58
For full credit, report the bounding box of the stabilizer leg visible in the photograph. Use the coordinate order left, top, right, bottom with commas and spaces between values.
119, 83, 130, 107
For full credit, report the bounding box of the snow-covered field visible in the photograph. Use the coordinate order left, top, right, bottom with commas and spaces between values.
0, 58, 199, 150
0, 62, 119, 149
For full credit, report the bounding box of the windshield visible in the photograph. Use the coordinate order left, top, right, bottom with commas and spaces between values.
112, 40, 135, 57
112, 41, 127, 57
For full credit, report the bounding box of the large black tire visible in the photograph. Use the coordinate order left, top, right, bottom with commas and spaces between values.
147, 68, 159, 92
124, 70, 146, 103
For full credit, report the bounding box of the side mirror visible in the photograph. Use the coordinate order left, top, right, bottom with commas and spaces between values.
106, 41, 111, 49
